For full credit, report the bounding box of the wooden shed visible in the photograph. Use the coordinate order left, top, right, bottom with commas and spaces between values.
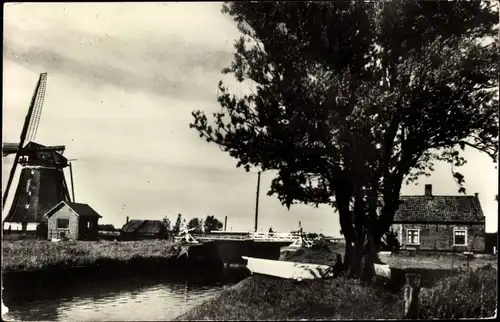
43, 201, 102, 240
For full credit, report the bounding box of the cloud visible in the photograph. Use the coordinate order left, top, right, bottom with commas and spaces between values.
3, 33, 233, 102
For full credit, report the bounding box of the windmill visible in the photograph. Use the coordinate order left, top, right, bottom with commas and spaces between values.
2, 73, 74, 233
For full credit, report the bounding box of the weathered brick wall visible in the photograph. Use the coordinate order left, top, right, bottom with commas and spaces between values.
390, 223, 485, 252
48, 204, 79, 240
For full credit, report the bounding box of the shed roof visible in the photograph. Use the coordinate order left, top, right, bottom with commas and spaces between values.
44, 201, 102, 219
121, 220, 166, 234
121, 220, 145, 233
394, 195, 484, 223
69, 203, 102, 218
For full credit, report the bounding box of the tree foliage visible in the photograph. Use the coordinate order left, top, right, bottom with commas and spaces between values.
187, 217, 204, 234
204, 215, 224, 232
190, 1, 498, 277
172, 213, 184, 235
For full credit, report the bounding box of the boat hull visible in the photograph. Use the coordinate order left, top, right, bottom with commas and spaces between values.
242, 256, 334, 280
242, 256, 392, 281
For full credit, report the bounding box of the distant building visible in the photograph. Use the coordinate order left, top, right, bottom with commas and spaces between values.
391, 184, 486, 253
120, 218, 168, 240
43, 201, 102, 240
98, 224, 120, 240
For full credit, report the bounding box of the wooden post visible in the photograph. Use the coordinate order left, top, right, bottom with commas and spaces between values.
224, 216, 227, 231
403, 273, 421, 319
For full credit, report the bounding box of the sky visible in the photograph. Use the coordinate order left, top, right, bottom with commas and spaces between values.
2, 3, 498, 235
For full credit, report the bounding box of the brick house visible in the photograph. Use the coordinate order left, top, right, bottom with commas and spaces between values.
390, 184, 486, 253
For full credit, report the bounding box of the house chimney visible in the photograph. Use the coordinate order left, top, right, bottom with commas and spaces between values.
425, 184, 432, 197
475, 193, 479, 198
126, 216, 129, 224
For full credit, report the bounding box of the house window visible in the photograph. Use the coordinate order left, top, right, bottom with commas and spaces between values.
57, 219, 69, 229
453, 229, 467, 246
87, 221, 91, 229
407, 229, 420, 245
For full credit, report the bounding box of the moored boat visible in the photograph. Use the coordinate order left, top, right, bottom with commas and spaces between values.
242, 256, 392, 281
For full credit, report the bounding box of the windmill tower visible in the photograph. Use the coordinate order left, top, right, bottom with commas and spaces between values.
2, 73, 74, 233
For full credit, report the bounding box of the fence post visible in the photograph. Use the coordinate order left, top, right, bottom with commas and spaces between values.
403, 273, 421, 319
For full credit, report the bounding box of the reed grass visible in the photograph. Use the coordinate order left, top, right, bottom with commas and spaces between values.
419, 265, 497, 319
2, 239, 177, 272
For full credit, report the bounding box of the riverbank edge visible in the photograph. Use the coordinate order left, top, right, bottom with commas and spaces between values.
2, 255, 178, 275
175, 266, 497, 320
174, 272, 405, 320
2, 239, 227, 275
175, 247, 498, 320
1, 255, 228, 294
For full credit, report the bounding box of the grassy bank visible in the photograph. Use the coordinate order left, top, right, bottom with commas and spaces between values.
177, 246, 497, 320
2, 239, 177, 272
177, 274, 404, 320
177, 265, 497, 320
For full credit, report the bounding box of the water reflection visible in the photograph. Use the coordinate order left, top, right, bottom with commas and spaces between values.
3, 269, 248, 321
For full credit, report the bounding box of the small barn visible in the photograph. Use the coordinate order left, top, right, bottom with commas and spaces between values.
43, 201, 102, 240
390, 184, 486, 253
120, 218, 168, 240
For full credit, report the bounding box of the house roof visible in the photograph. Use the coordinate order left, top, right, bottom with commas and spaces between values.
44, 201, 102, 219
394, 195, 484, 223
121, 220, 145, 232
137, 220, 166, 234
121, 220, 166, 234
69, 203, 102, 218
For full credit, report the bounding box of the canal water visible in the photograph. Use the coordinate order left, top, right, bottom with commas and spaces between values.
2, 268, 249, 321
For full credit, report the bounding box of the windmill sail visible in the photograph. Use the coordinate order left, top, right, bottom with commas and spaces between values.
3, 73, 47, 207
25, 73, 48, 143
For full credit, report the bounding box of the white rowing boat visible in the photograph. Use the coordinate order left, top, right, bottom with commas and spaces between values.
242, 256, 334, 280
242, 256, 392, 281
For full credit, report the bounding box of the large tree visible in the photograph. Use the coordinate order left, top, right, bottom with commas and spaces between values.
204, 215, 224, 233
187, 217, 204, 234
190, 1, 498, 279
172, 213, 184, 235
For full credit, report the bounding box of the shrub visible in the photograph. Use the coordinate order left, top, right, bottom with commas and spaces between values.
419, 265, 497, 319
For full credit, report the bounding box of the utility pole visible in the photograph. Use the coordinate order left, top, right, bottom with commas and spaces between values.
68, 159, 78, 203
224, 216, 227, 231
254, 171, 261, 233
69, 162, 76, 202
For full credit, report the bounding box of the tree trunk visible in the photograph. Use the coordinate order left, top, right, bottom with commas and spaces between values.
342, 226, 378, 282
334, 180, 378, 282
360, 229, 378, 282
